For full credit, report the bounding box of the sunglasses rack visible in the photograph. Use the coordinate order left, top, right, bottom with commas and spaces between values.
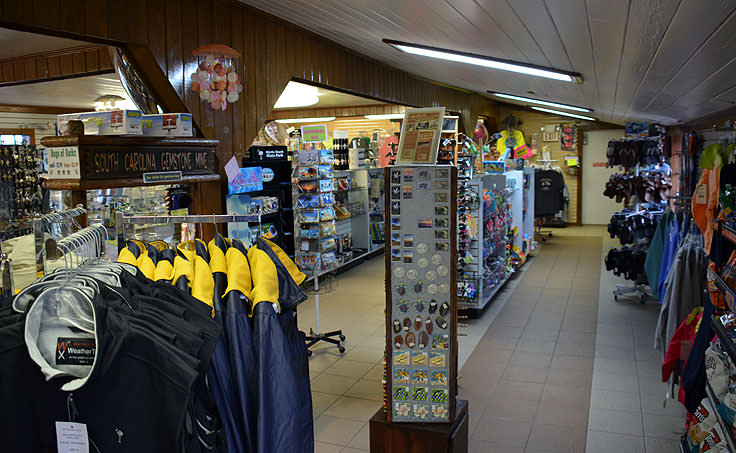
384, 165, 458, 423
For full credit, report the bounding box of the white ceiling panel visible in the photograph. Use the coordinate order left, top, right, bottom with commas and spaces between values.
241, 0, 736, 125
0, 74, 133, 109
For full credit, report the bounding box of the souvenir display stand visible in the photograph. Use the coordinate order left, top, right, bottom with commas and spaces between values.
458, 173, 511, 313
505, 169, 524, 256
39, 135, 222, 234
522, 167, 536, 252
368, 168, 386, 251
371, 164, 466, 451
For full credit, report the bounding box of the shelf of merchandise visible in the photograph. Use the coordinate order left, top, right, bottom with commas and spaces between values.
704, 380, 736, 452
367, 168, 385, 251
459, 173, 510, 312
709, 268, 736, 312
711, 314, 736, 368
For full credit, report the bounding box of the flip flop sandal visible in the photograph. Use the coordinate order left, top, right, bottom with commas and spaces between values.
394, 335, 403, 348
393, 320, 401, 333
435, 317, 448, 330
403, 318, 411, 331
414, 316, 423, 331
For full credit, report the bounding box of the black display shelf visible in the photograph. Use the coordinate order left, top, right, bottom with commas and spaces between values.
710, 268, 736, 312
704, 380, 736, 452
711, 314, 736, 367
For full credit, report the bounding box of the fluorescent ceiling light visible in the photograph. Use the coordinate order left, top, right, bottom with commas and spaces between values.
491, 92, 591, 112
364, 114, 405, 120
274, 82, 321, 109
530, 106, 596, 121
384, 39, 582, 83
274, 117, 336, 124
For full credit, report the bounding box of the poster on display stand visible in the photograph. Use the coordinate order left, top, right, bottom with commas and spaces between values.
395, 107, 445, 165
384, 164, 458, 423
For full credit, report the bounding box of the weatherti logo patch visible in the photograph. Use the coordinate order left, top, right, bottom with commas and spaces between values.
56, 337, 96, 366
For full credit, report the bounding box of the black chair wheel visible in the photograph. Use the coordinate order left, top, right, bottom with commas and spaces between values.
306, 349, 312, 357
339, 334, 346, 341
338, 346, 345, 353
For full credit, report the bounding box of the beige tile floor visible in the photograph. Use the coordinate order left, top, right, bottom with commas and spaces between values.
300, 226, 684, 452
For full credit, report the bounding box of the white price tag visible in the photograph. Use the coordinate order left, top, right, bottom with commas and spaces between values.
56, 421, 89, 453
695, 184, 707, 205
47, 146, 81, 180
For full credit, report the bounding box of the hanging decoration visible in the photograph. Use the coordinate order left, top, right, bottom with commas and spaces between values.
190, 44, 243, 111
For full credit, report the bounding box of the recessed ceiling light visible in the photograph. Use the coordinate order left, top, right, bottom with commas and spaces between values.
530, 106, 596, 121
491, 92, 592, 112
274, 117, 336, 124
274, 82, 321, 109
384, 39, 582, 83
364, 114, 405, 120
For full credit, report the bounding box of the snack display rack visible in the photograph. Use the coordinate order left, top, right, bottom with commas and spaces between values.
384, 165, 458, 423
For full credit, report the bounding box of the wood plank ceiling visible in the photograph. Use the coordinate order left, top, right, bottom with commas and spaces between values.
240, 0, 736, 125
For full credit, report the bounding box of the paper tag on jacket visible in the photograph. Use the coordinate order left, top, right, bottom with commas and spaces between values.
696, 184, 707, 204
56, 422, 89, 453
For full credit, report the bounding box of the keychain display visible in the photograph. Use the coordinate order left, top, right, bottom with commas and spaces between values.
385, 165, 457, 423
0, 144, 41, 221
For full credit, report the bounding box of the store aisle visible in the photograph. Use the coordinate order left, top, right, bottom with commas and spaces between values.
304, 227, 684, 453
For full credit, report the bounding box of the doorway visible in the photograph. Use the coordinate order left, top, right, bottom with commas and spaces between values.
581, 129, 624, 225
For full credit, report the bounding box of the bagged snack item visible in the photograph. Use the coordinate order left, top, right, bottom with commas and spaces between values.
705, 346, 730, 400
686, 401, 718, 452
699, 427, 727, 452
718, 390, 736, 428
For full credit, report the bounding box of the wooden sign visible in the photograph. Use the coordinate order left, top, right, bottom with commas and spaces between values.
40, 136, 217, 181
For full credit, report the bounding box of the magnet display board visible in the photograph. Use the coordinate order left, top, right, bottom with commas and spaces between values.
384, 165, 458, 423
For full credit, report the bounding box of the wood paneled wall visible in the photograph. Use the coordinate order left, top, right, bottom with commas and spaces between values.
0, 0, 497, 172
0, 44, 112, 86
496, 105, 583, 224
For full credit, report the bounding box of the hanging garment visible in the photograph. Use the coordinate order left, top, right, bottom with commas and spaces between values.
661, 306, 702, 382
692, 144, 725, 252
222, 238, 257, 453
682, 297, 716, 413
497, 129, 525, 156
645, 211, 672, 295
534, 169, 564, 217
0, 267, 224, 452
655, 234, 707, 350
657, 217, 680, 301
255, 238, 312, 453
248, 239, 312, 453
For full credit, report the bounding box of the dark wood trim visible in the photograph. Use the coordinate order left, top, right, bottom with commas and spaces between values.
0, 44, 109, 65
42, 173, 220, 190
271, 104, 405, 120
0, 128, 34, 143
0, 69, 115, 88
0, 104, 80, 114
0, 45, 112, 85
40, 135, 219, 147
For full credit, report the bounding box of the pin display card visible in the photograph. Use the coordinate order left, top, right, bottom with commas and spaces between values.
384, 165, 457, 423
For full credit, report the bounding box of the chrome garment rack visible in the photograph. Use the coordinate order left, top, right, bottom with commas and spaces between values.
116, 213, 261, 250
33, 205, 88, 279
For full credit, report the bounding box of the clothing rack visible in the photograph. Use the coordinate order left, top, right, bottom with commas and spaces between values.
115, 213, 261, 250
32, 204, 88, 279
